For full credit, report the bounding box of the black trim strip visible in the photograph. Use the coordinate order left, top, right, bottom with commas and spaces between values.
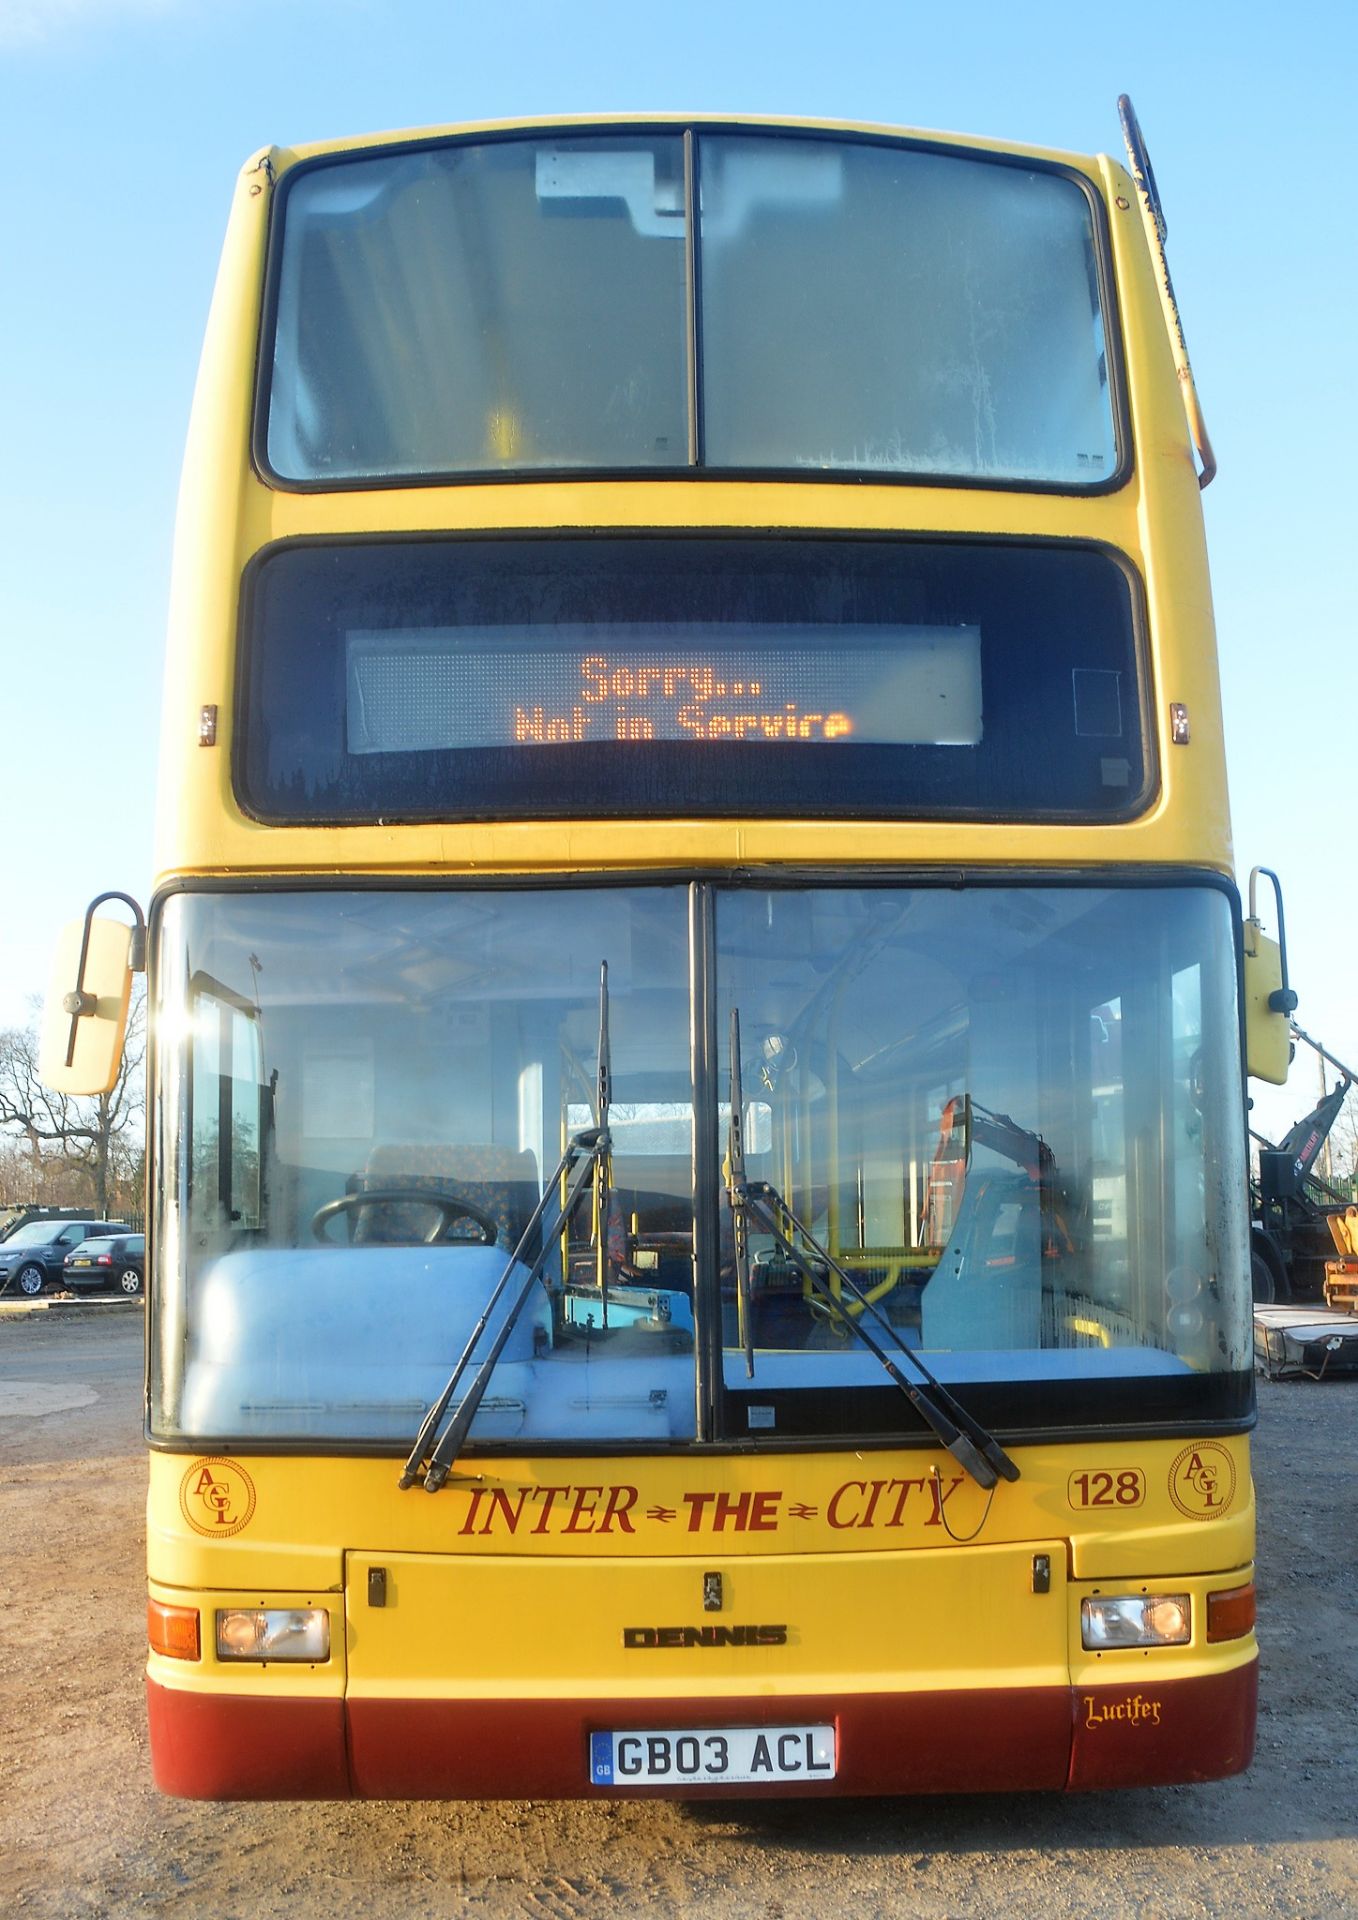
145, 1390, 1256, 1459
150, 863, 1243, 910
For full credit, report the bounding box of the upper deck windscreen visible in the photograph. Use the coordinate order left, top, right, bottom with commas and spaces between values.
263, 130, 1120, 489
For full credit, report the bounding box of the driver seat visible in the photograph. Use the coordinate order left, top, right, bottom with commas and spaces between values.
347, 1144, 541, 1253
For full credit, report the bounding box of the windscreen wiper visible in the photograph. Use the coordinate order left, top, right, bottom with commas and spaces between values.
401, 961, 613, 1493
725, 1009, 1019, 1492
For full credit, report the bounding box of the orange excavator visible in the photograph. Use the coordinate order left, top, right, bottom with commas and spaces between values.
1252, 1025, 1355, 1302
1324, 1206, 1358, 1310
924, 1094, 1077, 1262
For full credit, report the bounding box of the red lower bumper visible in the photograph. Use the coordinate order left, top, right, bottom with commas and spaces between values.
148, 1661, 1255, 1800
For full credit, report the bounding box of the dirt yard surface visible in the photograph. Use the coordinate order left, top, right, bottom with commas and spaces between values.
2, 1310, 1356, 1920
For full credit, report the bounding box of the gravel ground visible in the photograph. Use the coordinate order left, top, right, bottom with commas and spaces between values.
1, 1310, 1355, 1919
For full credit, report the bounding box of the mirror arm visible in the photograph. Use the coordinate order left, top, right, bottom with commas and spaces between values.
64, 891, 146, 1067
1247, 866, 1298, 1016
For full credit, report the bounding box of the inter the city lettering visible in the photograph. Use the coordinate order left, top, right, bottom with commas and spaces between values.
825, 1476, 962, 1529
459, 1483, 640, 1536
457, 1477, 964, 1537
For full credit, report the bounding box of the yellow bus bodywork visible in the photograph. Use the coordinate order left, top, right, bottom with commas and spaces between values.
157, 123, 1231, 894
144, 116, 1255, 1799
146, 1435, 1256, 1796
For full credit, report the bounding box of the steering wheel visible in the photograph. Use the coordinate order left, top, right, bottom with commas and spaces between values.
311, 1187, 500, 1247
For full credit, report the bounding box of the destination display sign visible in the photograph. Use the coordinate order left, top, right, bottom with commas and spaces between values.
344, 623, 982, 755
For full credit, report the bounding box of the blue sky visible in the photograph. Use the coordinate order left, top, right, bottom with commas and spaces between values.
1, 0, 1354, 1140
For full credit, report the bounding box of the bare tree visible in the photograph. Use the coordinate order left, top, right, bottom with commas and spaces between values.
1329, 1094, 1358, 1198
0, 988, 146, 1218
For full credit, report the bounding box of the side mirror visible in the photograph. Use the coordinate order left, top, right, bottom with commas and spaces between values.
1242, 867, 1296, 1087
39, 892, 145, 1096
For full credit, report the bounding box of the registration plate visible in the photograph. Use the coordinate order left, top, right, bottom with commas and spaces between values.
590, 1724, 835, 1787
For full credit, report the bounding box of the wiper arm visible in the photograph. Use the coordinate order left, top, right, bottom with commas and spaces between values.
403, 1125, 609, 1492
402, 961, 614, 1493
719, 1019, 1018, 1491
741, 1179, 1018, 1488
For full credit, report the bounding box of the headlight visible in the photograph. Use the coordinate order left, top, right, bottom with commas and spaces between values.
215, 1607, 331, 1662
1081, 1593, 1191, 1649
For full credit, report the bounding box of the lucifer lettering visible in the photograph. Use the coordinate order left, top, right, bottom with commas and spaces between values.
1083, 1693, 1163, 1728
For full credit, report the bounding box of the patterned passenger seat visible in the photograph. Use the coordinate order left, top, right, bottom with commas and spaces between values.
347, 1144, 542, 1254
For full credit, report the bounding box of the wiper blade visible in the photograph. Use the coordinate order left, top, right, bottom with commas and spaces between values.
744, 1180, 1018, 1488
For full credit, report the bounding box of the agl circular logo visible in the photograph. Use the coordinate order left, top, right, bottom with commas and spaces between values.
1167, 1442, 1236, 1520
178, 1458, 257, 1538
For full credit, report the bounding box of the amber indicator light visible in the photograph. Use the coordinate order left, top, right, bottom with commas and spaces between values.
148, 1597, 201, 1661
1205, 1582, 1256, 1643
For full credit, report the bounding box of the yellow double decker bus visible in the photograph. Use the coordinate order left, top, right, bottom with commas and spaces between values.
51, 106, 1274, 1799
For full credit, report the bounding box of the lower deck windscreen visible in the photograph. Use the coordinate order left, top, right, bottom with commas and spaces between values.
150, 879, 1249, 1448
